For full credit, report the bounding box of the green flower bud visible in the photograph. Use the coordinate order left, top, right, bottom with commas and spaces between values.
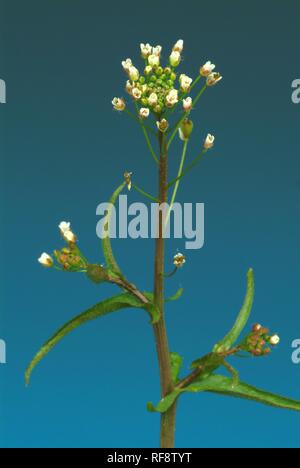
86, 264, 109, 284
164, 67, 171, 75
167, 79, 174, 87
139, 76, 146, 84
170, 72, 176, 81
156, 66, 163, 75
179, 119, 194, 141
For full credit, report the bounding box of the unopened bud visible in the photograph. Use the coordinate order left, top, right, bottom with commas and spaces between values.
178, 118, 194, 141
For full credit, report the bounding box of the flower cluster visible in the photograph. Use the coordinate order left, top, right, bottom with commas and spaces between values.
38, 222, 87, 272
240, 324, 280, 357
112, 39, 222, 132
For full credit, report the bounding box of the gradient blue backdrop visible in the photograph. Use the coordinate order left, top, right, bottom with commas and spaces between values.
1, 0, 300, 448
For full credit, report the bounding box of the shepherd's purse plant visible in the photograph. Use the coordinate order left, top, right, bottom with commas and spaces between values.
28, 40, 300, 448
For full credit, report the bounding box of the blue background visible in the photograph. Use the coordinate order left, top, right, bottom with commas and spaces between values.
1, 0, 300, 448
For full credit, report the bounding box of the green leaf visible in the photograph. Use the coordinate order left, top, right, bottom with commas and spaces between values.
25, 292, 142, 386
165, 287, 184, 302
146, 302, 161, 324
213, 268, 255, 353
148, 374, 300, 413
102, 182, 126, 275
142, 292, 161, 324
170, 352, 183, 383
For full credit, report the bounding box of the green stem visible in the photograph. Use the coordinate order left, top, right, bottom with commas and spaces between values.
167, 148, 207, 188
163, 267, 178, 279
132, 183, 160, 203
124, 108, 156, 135
133, 103, 159, 164
141, 124, 159, 164
165, 140, 188, 227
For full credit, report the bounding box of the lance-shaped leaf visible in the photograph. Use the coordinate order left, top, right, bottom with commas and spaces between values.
213, 268, 255, 353
25, 292, 143, 386
148, 374, 300, 413
102, 182, 126, 276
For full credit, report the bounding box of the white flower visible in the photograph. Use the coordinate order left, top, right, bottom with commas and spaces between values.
173, 252, 186, 268
64, 229, 77, 243
179, 74, 193, 92
173, 39, 184, 53
129, 66, 139, 82
204, 133, 215, 149
183, 97, 192, 111
269, 335, 280, 346
152, 45, 162, 56
148, 54, 160, 67
139, 107, 150, 118
156, 119, 169, 133
38, 252, 53, 267
200, 61, 216, 77
169, 50, 181, 67
132, 88, 142, 100
165, 89, 178, 107
140, 43, 152, 58
122, 58, 132, 72
148, 92, 158, 106
206, 72, 222, 86
125, 80, 134, 94
144, 65, 152, 75
59, 221, 71, 234
112, 97, 126, 111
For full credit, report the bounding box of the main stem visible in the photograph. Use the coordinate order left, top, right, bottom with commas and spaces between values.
153, 131, 176, 448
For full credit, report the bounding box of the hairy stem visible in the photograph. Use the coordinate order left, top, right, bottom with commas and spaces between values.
153, 131, 176, 448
